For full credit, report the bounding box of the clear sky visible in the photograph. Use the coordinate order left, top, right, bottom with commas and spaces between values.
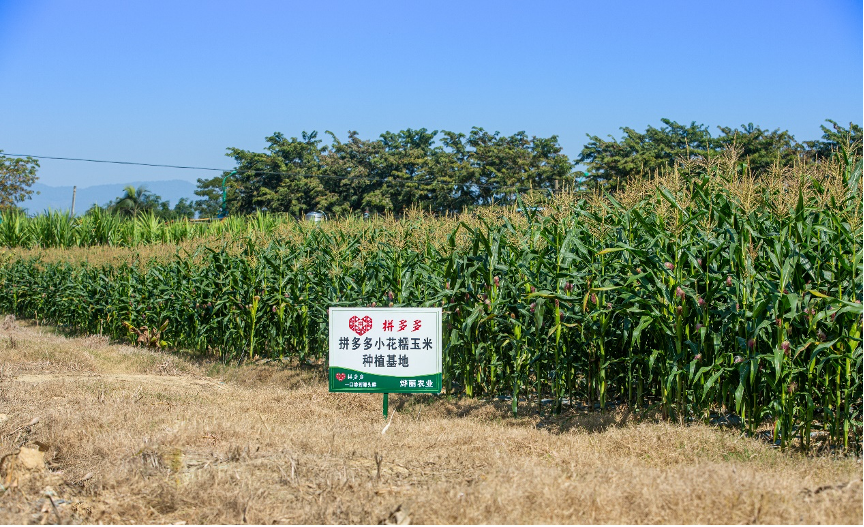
1, 0, 861, 187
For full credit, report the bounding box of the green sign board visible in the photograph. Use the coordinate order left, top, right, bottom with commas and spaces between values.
328, 307, 442, 394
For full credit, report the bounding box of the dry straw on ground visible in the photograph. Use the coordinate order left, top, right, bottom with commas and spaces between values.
0, 320, 861, 524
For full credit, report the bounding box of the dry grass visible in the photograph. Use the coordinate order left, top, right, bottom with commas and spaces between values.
0, 320, 860, 525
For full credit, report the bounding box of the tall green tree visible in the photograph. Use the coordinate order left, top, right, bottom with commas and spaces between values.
715, 123, 799, 174
463, 128, 572, 204
577, 119, 714, 189
0, 151, 40, 210
192, 176, 224, 218
377, 128, 440, 213
226, 131, 332, 216
427, 131, 474, 213
170, 198, 196, 219
108, 185, 156, 217
321, 131, 388, 215
802, 120, 863, 161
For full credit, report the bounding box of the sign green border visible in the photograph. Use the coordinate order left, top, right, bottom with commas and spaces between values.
328, 307, 442, 395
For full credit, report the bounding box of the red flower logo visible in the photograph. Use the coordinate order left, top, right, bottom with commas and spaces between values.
349, 315, 373, 336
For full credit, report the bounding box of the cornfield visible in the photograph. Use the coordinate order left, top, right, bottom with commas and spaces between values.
1, 154, 861, 452
0, 207, 290, 249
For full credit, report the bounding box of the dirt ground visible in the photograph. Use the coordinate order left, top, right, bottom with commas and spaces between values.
0, 318, 861, 525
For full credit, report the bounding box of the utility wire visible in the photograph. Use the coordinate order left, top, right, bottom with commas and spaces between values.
0, 153, 225, 172
0, 152, 565, 192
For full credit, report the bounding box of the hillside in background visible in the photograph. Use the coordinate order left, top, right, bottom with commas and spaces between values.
21, 180, 197, 215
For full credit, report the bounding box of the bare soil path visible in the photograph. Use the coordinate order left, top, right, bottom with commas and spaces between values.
0, 319, 861, 524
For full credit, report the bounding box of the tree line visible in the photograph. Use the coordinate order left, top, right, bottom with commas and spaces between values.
192, 127, 573, 217
194, 120, 861, 217
2, 119, 861, 218
79, 185, 195, 220
579, 118, 862, 190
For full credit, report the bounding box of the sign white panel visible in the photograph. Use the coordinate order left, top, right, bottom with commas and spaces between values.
328, 307, 442, 393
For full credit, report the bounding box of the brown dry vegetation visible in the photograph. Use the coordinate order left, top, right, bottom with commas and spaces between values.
0, 319, 861, 525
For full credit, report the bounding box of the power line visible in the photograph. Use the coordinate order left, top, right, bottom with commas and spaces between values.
0, 152, 432, 185
0, 152, 561, 192
0, 153, 226, 172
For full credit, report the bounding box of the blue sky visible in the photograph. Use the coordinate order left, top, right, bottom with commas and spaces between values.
0, 0, 861, 187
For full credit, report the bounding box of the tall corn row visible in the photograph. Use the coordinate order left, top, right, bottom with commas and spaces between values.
0, 210, 291, 248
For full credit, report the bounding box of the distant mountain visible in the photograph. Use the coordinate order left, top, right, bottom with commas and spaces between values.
20, 180, 198, 215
